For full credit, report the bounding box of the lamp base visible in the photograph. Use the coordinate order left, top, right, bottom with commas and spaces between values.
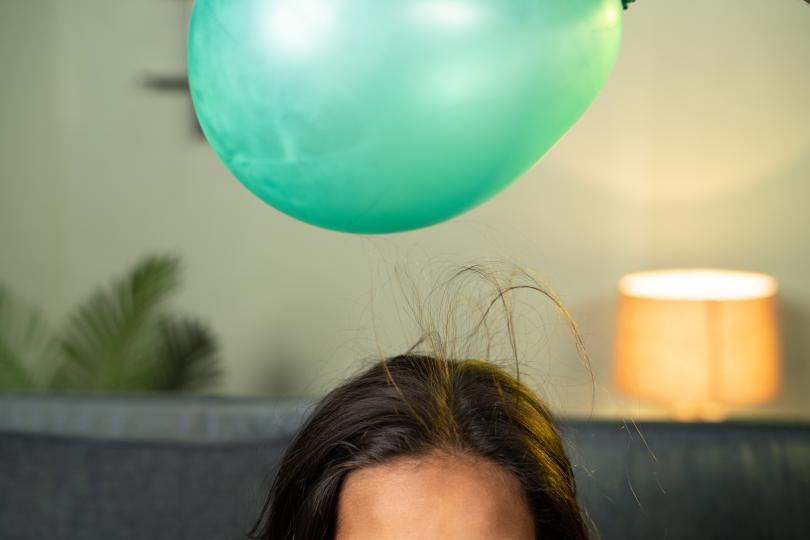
672, 401, 728, 422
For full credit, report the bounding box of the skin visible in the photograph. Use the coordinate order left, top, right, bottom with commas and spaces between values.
335, 450, 535, 540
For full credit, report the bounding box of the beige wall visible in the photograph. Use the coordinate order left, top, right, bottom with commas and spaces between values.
1, 0, 809, 418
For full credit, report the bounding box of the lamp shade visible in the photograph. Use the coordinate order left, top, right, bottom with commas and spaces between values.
614, 269, 781, 409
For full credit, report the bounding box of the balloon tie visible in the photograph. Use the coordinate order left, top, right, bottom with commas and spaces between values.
622, 0, 636, 9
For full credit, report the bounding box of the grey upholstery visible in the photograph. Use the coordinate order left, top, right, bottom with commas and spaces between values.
1, 395, 808, 540
0, 395, 311, 540
567, 421, 810, 539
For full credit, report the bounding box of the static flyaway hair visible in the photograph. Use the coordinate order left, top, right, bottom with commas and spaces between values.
250, 264, 591, 539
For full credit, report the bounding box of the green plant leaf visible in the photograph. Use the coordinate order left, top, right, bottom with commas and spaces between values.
55, 255, 182, 392
156, 316, 220, 391
0, 287, 59, 391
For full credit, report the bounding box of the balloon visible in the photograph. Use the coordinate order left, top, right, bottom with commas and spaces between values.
188, 0, 622, 233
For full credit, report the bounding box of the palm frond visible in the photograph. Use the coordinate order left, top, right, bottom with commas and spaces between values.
0, 286, 59, 391
55, 255, 182, 391
156, 316, 220, 391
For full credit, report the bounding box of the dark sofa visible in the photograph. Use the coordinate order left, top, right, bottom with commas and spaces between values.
1, 395, 808, 540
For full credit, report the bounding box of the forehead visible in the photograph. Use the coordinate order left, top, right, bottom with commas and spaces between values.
335, 451, 535, 540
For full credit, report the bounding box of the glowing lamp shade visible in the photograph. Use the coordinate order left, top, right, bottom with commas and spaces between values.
614, 269, 781, 415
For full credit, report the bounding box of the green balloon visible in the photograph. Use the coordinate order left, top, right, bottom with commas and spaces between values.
188, 0, 622, 233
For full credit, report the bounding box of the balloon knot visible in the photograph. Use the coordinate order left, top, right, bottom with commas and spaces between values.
622, 0, 636, 9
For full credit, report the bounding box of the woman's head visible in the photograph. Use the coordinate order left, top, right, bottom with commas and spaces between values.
251, 354, 588, 539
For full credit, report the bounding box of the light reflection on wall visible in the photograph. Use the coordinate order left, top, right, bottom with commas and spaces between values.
550, 1, 810, 205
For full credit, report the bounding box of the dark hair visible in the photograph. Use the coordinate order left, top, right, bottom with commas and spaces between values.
250, 354, 588, 539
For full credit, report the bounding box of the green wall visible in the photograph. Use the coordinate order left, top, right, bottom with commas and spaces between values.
1, 0, 809, 418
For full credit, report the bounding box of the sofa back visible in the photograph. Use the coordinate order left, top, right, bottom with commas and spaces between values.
1, 395, 809, 540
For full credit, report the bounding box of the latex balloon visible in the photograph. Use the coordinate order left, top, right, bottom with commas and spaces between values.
188, 0, 623, 233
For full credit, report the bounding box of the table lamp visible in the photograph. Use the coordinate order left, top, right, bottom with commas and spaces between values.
614, 269, 781, 420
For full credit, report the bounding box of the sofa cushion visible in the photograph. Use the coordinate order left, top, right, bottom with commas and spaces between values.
0, 432, 283, 540
1, 395, 809, 539
568, 421, 810, 539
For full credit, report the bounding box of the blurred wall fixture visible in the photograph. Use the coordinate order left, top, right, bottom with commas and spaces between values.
614, 269, 781, 420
